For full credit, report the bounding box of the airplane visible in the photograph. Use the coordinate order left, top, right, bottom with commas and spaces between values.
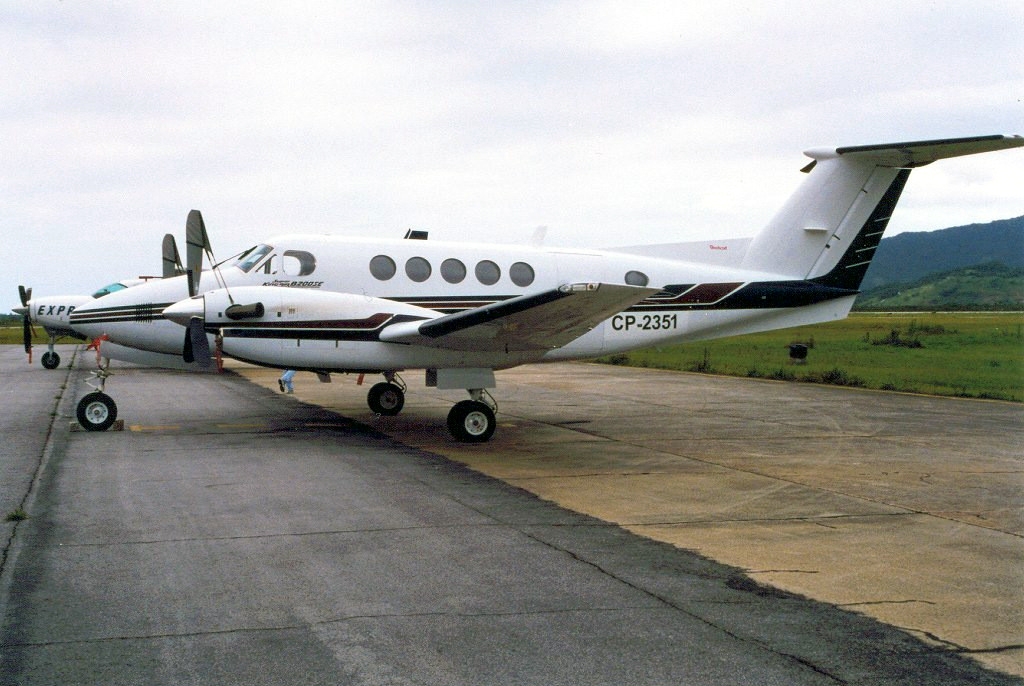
11, 234, 190, 370
69, 134, 1024, 440
12, 281, 160, 369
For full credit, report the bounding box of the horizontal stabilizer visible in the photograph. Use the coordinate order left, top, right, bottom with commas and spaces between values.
380, 283, 659, 352
806, 134, 1024, 168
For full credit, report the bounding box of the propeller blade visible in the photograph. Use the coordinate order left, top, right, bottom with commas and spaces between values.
185, 210, 209, 297
17, 286, 33, 359
184, 316, 211, 367
162, 233, 184, 278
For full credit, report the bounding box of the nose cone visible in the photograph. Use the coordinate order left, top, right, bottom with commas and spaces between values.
163, 296, 205, 327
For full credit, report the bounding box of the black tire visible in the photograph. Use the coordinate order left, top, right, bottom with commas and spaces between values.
41, 351, 60, 369
77, 392, 117, 432
447, 400, 496, 442
367, 382, 405, 416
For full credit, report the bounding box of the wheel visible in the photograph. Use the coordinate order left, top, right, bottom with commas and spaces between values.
447, 400, 496, 442
41, 351, 60, 369
367, 382, 405, 416
77, 392, 118, 431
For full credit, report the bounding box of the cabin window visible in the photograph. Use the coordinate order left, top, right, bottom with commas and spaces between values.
282, 250, 317, 276
475, 260, 501, 285
625, 270, 649, 287
405, 256, 432, 282
369, 255, 397, 280
441, 258, 467, 284
510, 262, 535, 287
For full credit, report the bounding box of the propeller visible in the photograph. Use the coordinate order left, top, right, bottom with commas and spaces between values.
182, 316, 211, 366
175, 209, 263, 366
16, 285, 34, 357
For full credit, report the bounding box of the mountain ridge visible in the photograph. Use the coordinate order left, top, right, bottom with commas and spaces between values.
861, 215, 1024, 290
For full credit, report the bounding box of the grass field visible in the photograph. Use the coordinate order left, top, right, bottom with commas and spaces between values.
595, 312, 1024, 402
5, 312, 1023, 401
0, 327, 83, 347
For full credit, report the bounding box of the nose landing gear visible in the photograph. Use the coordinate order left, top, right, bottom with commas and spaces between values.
77, 391, 117, 431
76, 358, 118, 431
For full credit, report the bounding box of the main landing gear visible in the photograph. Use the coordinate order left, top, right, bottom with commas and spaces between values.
365, 372, 498, 443
367, 372, 406, 416
447, 391, 497, 443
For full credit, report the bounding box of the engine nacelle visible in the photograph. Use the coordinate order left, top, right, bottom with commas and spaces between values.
192, 286, 435, 329
164, 286, 445, 370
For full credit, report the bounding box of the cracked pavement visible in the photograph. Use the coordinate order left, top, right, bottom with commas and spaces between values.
237, 359, 1024, 679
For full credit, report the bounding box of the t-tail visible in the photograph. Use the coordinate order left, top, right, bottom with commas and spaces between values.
740, 135, 1024, 290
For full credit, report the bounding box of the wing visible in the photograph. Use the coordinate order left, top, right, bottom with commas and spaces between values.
379, 282, 660, 352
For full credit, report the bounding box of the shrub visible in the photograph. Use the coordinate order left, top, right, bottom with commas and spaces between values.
815, 368, 865, 387
872, 328, 923, 348
690, 348, 714, 373
5, 508, 28, 522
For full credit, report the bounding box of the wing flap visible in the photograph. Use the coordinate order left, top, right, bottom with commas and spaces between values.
379, 282, 660, 351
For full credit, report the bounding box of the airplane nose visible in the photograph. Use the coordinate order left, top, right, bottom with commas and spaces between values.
163, 296, 205, 327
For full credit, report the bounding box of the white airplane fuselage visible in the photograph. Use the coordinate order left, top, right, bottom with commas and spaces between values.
70, 233, 853, 374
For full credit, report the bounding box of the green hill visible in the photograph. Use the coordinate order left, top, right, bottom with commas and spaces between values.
855, 262, 1024, 311
861, 216, 1024, 290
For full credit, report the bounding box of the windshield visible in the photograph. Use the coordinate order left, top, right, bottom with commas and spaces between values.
234, 244, 273, 273
91, 282, 128, 299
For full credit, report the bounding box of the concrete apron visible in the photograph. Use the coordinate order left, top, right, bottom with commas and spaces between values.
231, 360, 1024, 677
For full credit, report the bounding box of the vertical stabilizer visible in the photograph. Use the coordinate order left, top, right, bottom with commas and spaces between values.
740, 135, 1024, 289
740, 154, 903, 280
809, 168, 909, 289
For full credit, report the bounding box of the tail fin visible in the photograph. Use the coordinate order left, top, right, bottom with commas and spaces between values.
740, 135, 1024, 289
162, 233, 184, 279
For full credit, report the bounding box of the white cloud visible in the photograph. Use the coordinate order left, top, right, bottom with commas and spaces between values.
2, 0, 1022, 308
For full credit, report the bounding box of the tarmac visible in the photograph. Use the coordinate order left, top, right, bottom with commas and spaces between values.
1, 344, 1022, 684
234, 358, 1024, 678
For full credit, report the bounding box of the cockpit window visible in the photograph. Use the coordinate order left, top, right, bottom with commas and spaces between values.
91, 282, 127, 298
235, 244, 273, 273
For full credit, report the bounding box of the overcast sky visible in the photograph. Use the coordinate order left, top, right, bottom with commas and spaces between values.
3, 1, 1022, 310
